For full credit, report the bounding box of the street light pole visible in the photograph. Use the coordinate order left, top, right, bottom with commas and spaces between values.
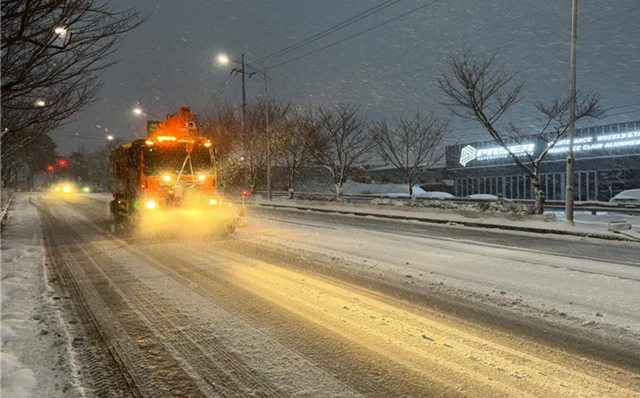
241, 54, 246, 132
218, 53, 272, 200
264, 66, 271, 201
565, 0, 578, 225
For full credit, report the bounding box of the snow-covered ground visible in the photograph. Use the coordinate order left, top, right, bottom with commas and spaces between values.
553, 210, 640, 235
81, 193, 112, 202
255, 198, 640, 239
1, 195, 80, 398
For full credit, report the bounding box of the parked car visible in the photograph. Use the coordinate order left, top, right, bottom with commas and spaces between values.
609, 189, 640, 205
387, 186, 454, 199
420, 191, 455, 199
468, 194, 499, 200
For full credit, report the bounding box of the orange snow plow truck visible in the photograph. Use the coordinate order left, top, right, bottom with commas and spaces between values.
109, 107, 241, 236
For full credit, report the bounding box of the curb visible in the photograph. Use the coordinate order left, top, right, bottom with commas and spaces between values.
255, 203, 638, 243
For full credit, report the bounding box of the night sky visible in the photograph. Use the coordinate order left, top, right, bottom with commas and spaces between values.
51, 0, 640, 154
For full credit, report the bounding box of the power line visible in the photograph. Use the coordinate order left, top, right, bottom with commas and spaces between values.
199, 73, 236, 114
258, 2, 361, 54
284, 4, 640, 96
229, 86, 242, 102
268, 0, 443, 70
256, 0, 402, 65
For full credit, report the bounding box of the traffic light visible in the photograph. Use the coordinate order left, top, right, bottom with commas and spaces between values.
241, 189, 248, 197
47, 165, 54, 171
58, 159, 67, 167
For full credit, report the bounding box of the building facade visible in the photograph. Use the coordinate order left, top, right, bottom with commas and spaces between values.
444, 121, 640, 201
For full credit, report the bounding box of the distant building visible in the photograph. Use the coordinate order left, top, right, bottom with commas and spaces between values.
443, 121, 640, 201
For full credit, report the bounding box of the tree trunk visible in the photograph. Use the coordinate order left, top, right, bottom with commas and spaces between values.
335, 182, 342, 201
408, 176, 415, 203
288, 171, 295, 199
532, 172, 545, 214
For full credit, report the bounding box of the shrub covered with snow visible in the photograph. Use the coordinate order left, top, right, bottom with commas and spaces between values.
372, 197, 536, 214
476, 199, 535, 214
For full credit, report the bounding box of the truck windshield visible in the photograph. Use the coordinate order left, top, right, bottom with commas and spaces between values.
143, 144, 214, 176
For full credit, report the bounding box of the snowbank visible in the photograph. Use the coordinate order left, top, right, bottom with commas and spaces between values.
1, 194, 80, 397
255, 198, 640, 240
297, 180, 402, 195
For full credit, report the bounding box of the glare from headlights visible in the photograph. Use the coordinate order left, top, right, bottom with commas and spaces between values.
209, 199, 218, 205
63, 186, 71, 193
163, 175, 171, 182
145, 200, 157, 209
198, 174, 205, 181
55, 187, 60, 192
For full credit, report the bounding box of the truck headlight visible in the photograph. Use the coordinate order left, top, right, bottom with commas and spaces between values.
163, 175, 171, 182
209, 199, 218, 205
145, 200, 157, 209
63, 186, 71, 193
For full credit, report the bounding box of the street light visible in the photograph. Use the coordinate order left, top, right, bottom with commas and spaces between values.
107, 135, 114, 140
132, 107, 162, 119
35, 99, 46, 107
217, 53, 272, 201
54, 26, 67, 35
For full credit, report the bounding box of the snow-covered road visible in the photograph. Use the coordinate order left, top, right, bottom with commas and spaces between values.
8, 193, 639, 397
247, 207, 640, 335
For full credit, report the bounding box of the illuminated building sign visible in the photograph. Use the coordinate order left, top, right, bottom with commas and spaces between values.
548, 131, 640, 154
459, 143, 535, 167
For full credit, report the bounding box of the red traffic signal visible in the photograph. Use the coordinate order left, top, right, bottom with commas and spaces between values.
241, 189, 248, 197
58, 159, 67, 167
47, 165, 54, 171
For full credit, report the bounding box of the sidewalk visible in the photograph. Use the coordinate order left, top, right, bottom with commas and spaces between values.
1, 194, 80, 398
252, 198, 640, 242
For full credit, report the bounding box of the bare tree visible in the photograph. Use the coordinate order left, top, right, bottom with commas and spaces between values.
1, 0, 145, 166
198, 104, 240, 162
304, 103, 373, 201
1, 132, 58, 189
438, 49, 604, 213
273, 108, 312, 198
371, 111, 449, 199
237, 99, 291, 193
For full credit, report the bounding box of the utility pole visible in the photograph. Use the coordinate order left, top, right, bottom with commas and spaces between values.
565, 0, 578, 225
241, 54, 246, 131
218, 53, 270, 200
264, 67, 271, 201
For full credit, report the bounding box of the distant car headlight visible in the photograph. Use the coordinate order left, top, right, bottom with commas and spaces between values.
145, 200, 157, 209
209, 199, 218, 205
63, 186, 71, 193
198, 174, 205, 181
